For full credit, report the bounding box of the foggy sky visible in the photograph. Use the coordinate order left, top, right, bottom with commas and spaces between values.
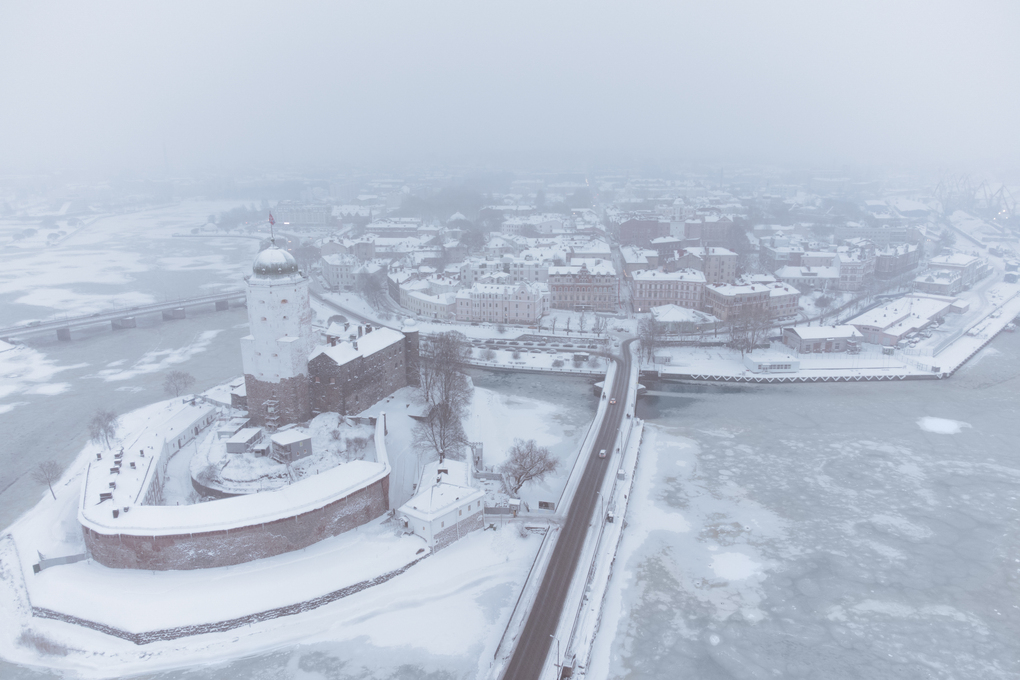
1, 1, 1018, 175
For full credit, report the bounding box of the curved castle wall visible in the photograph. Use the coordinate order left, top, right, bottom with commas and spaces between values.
81, 417, 392, 571
83, 476, 388, 570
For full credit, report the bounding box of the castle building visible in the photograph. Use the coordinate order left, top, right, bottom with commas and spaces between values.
240, 245, 315, 428
309, 325, 420, 416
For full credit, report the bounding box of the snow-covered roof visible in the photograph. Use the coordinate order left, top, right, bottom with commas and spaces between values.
310, 327, 405, 367
326, 321, 347, 337
400, 482, 484, 522
775, 265, 840, 279
420, 458, 471, 488
785, 325, 862, 341
271, 429, 312, 446
632, 268, 705, 283
849, 296, 954, 330
929, 253, 980, 267
80, 401, 219, 527
549, 258, 616, 276
683, 246, 736, 257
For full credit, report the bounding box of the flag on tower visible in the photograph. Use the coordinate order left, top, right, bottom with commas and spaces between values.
268, 212, 275, 226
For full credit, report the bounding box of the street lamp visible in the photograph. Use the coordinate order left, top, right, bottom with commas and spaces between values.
550, 634, 560, 676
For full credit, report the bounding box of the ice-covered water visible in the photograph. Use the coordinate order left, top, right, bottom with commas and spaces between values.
594, 339, 1020, 679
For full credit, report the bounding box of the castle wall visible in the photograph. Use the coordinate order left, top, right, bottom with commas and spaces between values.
83, 476, 389, 570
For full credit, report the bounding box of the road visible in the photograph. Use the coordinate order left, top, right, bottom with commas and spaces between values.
502, 338, 636, 680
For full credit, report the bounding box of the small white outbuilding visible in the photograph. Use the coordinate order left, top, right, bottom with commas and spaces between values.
399, 459, 485, 550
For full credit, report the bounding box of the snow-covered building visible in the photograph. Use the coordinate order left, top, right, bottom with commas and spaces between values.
848, 295, 959, 346
240, 245, 316, 428
548, 259, 619, 312
673, 246, 738, 284
874, 243, 920, 280
398, 459, 485, 550
398, 278, 458, 319
913, 269, 963, 296
620, 246, 660, 275
927, 253, 988, 288
321, 254, 384, 291
455, 281, 549, 324
774, 265, 841, 291
649, 304, 718, 332
703, 282, 800, 322
782, 325, 863, 353
309, 325, 420, 415
631, 269, 705, 312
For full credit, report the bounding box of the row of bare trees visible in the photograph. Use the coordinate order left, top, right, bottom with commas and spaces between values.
542, 312, 610, 336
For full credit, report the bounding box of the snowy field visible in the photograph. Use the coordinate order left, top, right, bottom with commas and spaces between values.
590, 330, 1020, 679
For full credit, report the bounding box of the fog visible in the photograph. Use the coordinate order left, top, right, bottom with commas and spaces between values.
1, 1, 1018, 174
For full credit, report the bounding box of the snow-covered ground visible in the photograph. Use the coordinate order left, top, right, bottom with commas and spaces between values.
0, 391, 546, 678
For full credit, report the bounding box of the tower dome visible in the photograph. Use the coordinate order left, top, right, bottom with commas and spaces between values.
252, 245, 300, 278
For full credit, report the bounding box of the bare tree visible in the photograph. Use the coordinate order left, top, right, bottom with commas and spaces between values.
88, 408, 119, 450
355, 268, 387, 308
413, 402, 469, 460
499, 439, 559, 495
292, 241, 321, 271
730, 304, 773, 357
578, 309, 588, 333
418, 331, 473, 415
32, 461, 62, 500
638, 317, 665, 362
163, 370, 196, 397
550, 316, 557, 334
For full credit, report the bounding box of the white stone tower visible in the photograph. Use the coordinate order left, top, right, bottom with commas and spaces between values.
240, 244, 314, 428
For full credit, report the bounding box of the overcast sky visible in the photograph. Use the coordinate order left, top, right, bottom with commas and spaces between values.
1, 1, 1018, 175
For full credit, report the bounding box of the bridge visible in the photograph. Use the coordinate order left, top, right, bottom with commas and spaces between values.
0, 290, 246, 342
501, 338, 637, 680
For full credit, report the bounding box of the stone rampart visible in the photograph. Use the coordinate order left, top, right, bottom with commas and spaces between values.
84, 477, 388, 570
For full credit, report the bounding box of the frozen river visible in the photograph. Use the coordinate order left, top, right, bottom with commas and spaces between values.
592, 333, 1020, 679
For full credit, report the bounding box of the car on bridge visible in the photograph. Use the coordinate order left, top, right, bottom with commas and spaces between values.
609, 398, 616, 405
598, 448, 607, 458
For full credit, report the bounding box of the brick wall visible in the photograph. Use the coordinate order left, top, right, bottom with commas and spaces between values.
309, 332, 419, 415
83, 477, 389, 570
244, 373, 310, 427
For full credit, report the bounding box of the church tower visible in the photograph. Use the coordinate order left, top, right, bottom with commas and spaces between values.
240, 244, 314, 428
